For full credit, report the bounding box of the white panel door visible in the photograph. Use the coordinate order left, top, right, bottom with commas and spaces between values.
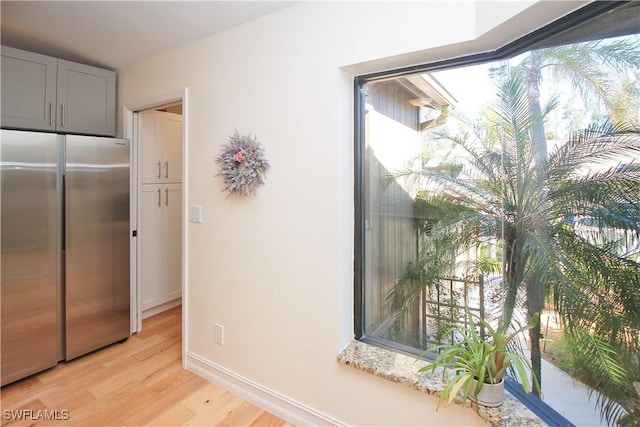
139, 184, 163, 311
139, 111, 182, 184
162, 113, 183, 183
139, 112, 163, 184
163, 183, 182, 302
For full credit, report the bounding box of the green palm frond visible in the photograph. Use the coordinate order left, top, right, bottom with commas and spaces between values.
529, 38, 640, 115
547, 123, 640, 180
387, 37, 640, 422
565, 329, 638, 425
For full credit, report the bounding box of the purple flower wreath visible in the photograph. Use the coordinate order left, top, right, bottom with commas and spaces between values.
215, 131, 270, 196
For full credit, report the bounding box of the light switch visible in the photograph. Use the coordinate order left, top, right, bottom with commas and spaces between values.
189, 205, 202, 223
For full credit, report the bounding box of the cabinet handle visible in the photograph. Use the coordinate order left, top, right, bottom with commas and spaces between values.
157, 161, 161, 179
48, 102, 53, 126
60, 104, 65, 127
164, 161, 169, 179
165, 188, 169, 206
157, 189, 161, 207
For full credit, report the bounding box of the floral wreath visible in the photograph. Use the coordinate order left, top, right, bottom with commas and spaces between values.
215, 131, 270, 196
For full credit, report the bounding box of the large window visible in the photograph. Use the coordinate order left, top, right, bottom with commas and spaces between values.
355, 2, 639, 425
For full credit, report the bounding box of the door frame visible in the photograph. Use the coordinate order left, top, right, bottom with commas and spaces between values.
122, 88, 188, 366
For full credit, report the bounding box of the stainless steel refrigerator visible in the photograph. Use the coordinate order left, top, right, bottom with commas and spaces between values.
1, 129, 130, 386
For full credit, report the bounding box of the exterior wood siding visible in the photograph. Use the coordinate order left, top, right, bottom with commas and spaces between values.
364, 80, 421, 342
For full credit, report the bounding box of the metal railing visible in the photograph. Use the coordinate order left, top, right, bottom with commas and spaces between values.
422, 276, 485, 348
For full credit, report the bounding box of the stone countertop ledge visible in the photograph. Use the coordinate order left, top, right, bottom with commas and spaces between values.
337, 340, 546, 427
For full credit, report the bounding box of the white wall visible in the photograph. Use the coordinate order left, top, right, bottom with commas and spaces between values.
118, 1, 586, 425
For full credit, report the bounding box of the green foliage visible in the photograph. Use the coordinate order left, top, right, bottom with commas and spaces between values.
566, 329, 640, 425
390, 67, 640, 423
419, 309, 538, 408
525, 38, 640, 125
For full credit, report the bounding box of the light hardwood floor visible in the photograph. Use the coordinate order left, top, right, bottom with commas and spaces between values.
0, 307, 291, 427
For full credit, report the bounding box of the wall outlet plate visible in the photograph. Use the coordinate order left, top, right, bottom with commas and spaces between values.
214, 323, 224, 345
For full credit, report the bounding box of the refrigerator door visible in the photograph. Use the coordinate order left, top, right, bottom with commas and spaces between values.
1, 130, 60, 386
64, 135, 130, 360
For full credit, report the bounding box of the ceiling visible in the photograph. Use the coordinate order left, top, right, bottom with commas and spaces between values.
0, 1, 296, 70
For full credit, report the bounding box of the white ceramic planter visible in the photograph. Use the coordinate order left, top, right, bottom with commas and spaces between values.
469, 378, 505, 407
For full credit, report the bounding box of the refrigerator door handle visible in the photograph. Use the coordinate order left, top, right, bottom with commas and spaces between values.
157, 189, 161, 207
157, 161, 161, 180
165, 188, 169, 206
164, 161, 169, 179
61, 175, 66, 251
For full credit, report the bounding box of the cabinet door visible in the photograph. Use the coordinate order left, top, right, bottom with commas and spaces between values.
139, 112, 163, 184
139, 184, 163, 311
1, 46, 57, 131
57, 59, 116, 137
162, 113, 182, 183
163, 184, 182, 302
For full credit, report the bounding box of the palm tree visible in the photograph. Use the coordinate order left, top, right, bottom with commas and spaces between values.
520, 38, 640, 162
514, 36, 640, 410
386, 69, 640, 424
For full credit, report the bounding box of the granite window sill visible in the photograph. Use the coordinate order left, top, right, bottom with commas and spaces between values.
337, 340, 546, 427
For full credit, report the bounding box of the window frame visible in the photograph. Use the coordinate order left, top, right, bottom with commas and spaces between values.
353, 2, 636, 422
353, 0, 632, 345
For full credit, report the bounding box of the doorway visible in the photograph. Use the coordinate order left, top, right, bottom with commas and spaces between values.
137, 104, 183, 320
123, 89, 187, 365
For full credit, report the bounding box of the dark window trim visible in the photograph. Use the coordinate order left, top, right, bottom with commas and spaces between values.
353, 79, 365, 339
353, 1, 632, 421
353, 0, 630, 341
354, 1, 627, 84
505, 378, 576, 427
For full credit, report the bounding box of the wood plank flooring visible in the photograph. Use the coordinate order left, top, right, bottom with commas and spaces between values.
0, 307, 291, 427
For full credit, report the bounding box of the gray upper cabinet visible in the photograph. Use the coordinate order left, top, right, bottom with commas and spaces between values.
56, 60, 116, 136
1, 46, 116, 137
1, 47, 58, 132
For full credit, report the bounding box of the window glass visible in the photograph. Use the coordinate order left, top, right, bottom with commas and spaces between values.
356, 3, 639, 424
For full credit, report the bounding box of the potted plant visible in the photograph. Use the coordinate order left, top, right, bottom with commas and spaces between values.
419, 309, 539, 408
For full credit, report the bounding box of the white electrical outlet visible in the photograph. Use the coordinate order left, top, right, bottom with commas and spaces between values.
214, 323, 224, 345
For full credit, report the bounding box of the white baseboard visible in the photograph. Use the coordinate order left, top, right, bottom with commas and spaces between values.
142, 298, 182, 320
185, 352, 346, 427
